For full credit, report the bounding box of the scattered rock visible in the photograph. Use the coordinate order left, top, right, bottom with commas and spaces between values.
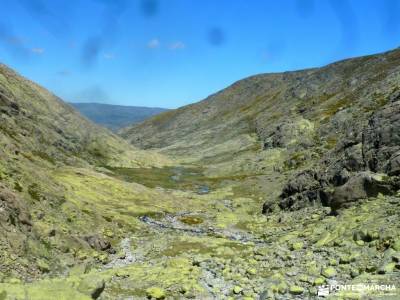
37, 259, 50, 273
233, 286, 243, 294
290, 241, 304, 251
392, 252, 400, 263
246, 268, 257, 276
378, 262, 396, 274
321, 267, 336, 278
289, 285, 304, 295
313, 277, 325, 286
146, 287, 166, 299
392, 239, 400, 251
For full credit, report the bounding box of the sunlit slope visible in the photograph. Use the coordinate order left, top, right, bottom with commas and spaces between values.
0, 63, 171, 168
121, 48, 400, 165
0, 63, 172, 279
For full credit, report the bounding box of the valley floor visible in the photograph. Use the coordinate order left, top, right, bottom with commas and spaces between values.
1, 152, 399, 300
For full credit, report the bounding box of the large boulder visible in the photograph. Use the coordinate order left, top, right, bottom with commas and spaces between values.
84, 235, 114, 253
327, 172, 396, 211
0, 184, 31, 228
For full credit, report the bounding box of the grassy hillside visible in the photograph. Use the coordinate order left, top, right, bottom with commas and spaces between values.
1, 49, 400, 299
121, 49, 400, 165
70, 102, 168, 131
0, 63, 172, 286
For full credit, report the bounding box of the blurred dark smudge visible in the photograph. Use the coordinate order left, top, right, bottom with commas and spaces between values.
329, 0, 359, 55
18, 0, 69, 37
382, 0, 400, 36
295, 0, 315, 18
140, 0, 159, 18
0, 22, 30, 59
207, 27, 226, 47
81, 36, 103, 68
81, 0, 127, 68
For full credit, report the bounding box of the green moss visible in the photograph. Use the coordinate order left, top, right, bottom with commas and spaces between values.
28, 183, 41, 201
325, 136, 337, 149
14, 181, 23, 192
322, 97, 352, 118
284, 151, 307, 170
32, 151, 56, 165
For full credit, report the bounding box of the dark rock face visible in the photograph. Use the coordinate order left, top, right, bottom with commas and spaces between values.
363, 100, 400, 176
275, 98, 400, 213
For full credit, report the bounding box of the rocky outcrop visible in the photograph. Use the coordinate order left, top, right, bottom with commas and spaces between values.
363, 100, 400, 176
84, 235, 114, 253
326, 172, 397, 211
275, 97, 400, 213
0, 184, 32, 229
260, 117, 315, 150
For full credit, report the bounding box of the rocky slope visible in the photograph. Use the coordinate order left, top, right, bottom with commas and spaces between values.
70, 102, 168, 131
0, 49, 400, 299
120, 48, 400, 298
122, 48, 400, 210
0, 63, 171, 284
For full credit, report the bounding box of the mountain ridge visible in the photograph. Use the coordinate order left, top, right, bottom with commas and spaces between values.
69, 102, 168, 131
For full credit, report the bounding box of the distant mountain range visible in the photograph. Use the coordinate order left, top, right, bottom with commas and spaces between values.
69, 102, 169, 131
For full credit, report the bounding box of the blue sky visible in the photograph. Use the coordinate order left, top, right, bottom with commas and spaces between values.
0, 0, 399, 108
